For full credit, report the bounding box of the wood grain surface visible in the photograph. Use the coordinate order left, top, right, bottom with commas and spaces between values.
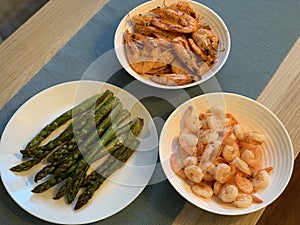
0, 0, 299, 224
0, 0, 108, 109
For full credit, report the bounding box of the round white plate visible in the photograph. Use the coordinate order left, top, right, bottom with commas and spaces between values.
114, 0, 231, 89
0, 81, 158, 224
159, 92, 294, 215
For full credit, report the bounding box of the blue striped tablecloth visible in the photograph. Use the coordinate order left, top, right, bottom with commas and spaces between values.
0, 0, 299, 224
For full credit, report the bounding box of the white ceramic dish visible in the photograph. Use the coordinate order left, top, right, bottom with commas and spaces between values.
159, 92, 294, 215
114, 0, 231, 89
0, 81, 158, 224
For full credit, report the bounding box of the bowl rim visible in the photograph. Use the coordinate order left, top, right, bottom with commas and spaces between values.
114, 0, 231, 89
159, 92, 294, 215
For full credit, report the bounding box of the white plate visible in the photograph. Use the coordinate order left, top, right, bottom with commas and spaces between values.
159, 92, 294, 215
114, 0, 231, 89
0, 81, 158, 224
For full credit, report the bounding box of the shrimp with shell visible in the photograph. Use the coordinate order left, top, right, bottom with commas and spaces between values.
150, 7, 199, 33
124, 1, 220, 86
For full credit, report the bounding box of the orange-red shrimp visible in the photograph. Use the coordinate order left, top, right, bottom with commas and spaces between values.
150, 7, 198, 33
235, 172, 254, 194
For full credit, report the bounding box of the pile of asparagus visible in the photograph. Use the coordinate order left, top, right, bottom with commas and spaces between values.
10, 89, 144, 210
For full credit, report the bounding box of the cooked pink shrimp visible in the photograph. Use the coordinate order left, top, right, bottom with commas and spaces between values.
202, 162, 215, 182
245, 131, 266, 144
221, 139, 240, 163
213, 181, 223, 196
233, 194, 253, 208
184, 165, 204, 183
219, 184, 239, 203
233, 123, 245, 141
170, 153, 186, 179
240, 143, 262, 167
252, 167, 273, 190
183, 106, 200, 133
214, 163, 233, 184
192, 183, 214, 199
169, 1, 197, 18
232, 157, 252, 176
150, 7, 198, 33
201, 130, 219, 145
179, 132, 198, 155
183, 156, 198, 167
235, 173, 254, 194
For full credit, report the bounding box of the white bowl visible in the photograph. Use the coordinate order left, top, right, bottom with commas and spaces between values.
159, 92, 294, 215
114, 0, 230, 89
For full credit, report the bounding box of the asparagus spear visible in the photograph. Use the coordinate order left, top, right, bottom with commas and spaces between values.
47, 108, 130, 165
79, 107, 130, 149
34, 164, 59, 182
9, 158, 42, 172
46, 139, 77, 163
53, 117, 141, 202
25, 90, 113, 150
11, 94, 116, 172
51, 107, 130, 177
80, 144, 128, 187
31, 162, 78, 193
74, 118, 143, 210
74, 141, 139, 210
19, 109, 91, 158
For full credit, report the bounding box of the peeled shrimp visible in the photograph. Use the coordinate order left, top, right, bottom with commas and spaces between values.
246, 131, 266, 144
192, 183, 213, 199
232, 157, 252, 176
213, 181, 223, 196
184, 165, 204, 183
208, 105, 226, 121
170, 153, 186, 179
202, 162, 215, 182
183, 106, 200, 133
252, 168, 272, 190
219, 184, 238, 203
179, 132, 198, 155
183, 156, 198, 167
235, 173, 254, 194
214, 163, 234, 184
240, 143, 262, 167
233, 124, 245, 141
233, 194, 253, 208
221, 139, 240, 163
201, 130, 219, 145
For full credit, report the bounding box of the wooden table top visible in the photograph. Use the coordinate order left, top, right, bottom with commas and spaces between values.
0, 0, 299, 224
